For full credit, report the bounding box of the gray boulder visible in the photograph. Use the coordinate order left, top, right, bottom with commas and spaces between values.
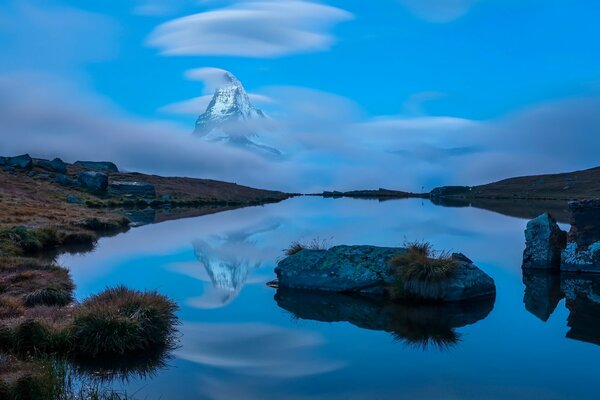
561, 242, 600, 273
274, 245, 495, 302
6, 154, 33, 169
109, 181, 156, 197
35, 158, 67, 174
74, 161, 118, 172
559, 200, 600, 273
55, 174, 79, 187
523, 213, 567, 269
78, 171, 108, 192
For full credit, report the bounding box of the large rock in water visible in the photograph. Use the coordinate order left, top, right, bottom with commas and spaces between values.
522, 213, 567, 269
74, 161, 118, 172
274, 245, 496, 302
78, 171, 108, 192
109, 181, 156, 197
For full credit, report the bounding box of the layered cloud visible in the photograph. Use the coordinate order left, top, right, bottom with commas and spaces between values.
146, 0, 353, 57
2, 67, 599, 194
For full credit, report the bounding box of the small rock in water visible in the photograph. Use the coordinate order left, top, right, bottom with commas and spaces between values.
522, 213, 567, 269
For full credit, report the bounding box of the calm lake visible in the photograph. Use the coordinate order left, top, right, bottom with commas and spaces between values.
59, 197, 600, 400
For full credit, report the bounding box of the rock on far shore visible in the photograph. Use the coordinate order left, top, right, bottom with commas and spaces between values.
274, 245, 496, 302
74, 160, 118, 172
109, 181, 156, 197
78, 171, 108, 192
523, 213, 567, 269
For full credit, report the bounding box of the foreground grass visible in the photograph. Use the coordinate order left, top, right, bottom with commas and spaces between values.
0, 225, 179, 399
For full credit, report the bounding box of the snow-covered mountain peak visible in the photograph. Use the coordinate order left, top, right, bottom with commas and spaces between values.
194, 71, 266, 136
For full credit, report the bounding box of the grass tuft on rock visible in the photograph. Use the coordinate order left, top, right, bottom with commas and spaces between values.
69, 286, 178, 358
284, 237, 332, 256
389, 241, 459, 300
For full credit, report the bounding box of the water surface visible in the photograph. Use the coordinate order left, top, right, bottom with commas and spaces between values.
60, 197, 600, 400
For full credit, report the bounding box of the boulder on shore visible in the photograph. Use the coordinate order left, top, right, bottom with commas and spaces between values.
109, 181, 156, 197
55, 174, 79, 187
35, 157, 67, 174
274, 245, 496, 302
522, 213, 567, 269
6, 154, 33, 169
78, 171, 108, 192
74, 161, 118, 172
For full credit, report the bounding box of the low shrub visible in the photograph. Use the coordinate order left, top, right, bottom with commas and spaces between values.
24, 287, 73, 308
70, 286, 178, 358
0, 226, 61, 256
389, 241, 458, 300
12, 319, 61, 356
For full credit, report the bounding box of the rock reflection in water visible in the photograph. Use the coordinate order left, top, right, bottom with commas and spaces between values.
274, 289, 495, 350
523, 270, 600, 346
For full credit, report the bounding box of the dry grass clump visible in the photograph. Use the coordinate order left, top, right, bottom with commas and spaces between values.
0, 297, 25, 320
70, 286, 179, 358
389, 241, 459, 300
24, 286, 73, 308
284, 237, 332, 256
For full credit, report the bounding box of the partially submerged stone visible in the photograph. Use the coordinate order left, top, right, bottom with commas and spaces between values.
74, 160, 119, 172
78, 171, 108, 192
561, 242, 600, 273
274, 245, 496, 302
522, 213, 567, 269
560, 201, 600, 273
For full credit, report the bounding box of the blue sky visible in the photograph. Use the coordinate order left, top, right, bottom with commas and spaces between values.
1, 0, 599, 191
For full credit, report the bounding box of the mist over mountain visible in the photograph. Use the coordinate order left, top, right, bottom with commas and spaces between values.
194, 71, 281, 157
